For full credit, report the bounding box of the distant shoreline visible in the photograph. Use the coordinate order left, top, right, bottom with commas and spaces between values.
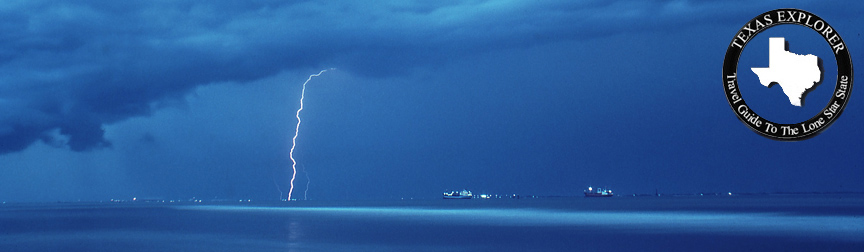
4, 191, 864, 205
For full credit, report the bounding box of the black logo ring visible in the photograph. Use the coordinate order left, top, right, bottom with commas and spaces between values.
722, 8, 853, 141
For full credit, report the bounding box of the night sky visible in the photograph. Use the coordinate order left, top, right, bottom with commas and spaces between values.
1, 1, 863, 202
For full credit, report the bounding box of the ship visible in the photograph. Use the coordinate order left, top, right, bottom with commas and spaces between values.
443, 189, 473, 199
584, 186, 614, 197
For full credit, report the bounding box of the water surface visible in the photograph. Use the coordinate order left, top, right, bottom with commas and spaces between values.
1, 195, 863, 251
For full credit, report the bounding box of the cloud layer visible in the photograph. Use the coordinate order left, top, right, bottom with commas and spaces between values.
0, 0, 848, 155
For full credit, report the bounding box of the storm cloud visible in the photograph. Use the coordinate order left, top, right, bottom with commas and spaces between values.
0, 0, 779, 154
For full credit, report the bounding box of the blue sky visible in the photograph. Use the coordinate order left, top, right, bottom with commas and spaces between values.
0, 1, 862, 202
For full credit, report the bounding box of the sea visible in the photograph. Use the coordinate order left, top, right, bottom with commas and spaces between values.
1, 195, 863, 252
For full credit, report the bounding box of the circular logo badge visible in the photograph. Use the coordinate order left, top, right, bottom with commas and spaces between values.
723, 9, 853, 141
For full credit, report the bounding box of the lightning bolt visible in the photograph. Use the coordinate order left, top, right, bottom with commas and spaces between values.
302, 164, 310, 200
274, 176, 284, 201
287, 69, 333, 200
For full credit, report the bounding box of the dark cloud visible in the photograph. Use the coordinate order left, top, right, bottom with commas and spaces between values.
0, 0, 855, 155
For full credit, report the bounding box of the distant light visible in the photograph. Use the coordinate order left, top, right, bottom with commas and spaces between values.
728, 192, 732, 196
